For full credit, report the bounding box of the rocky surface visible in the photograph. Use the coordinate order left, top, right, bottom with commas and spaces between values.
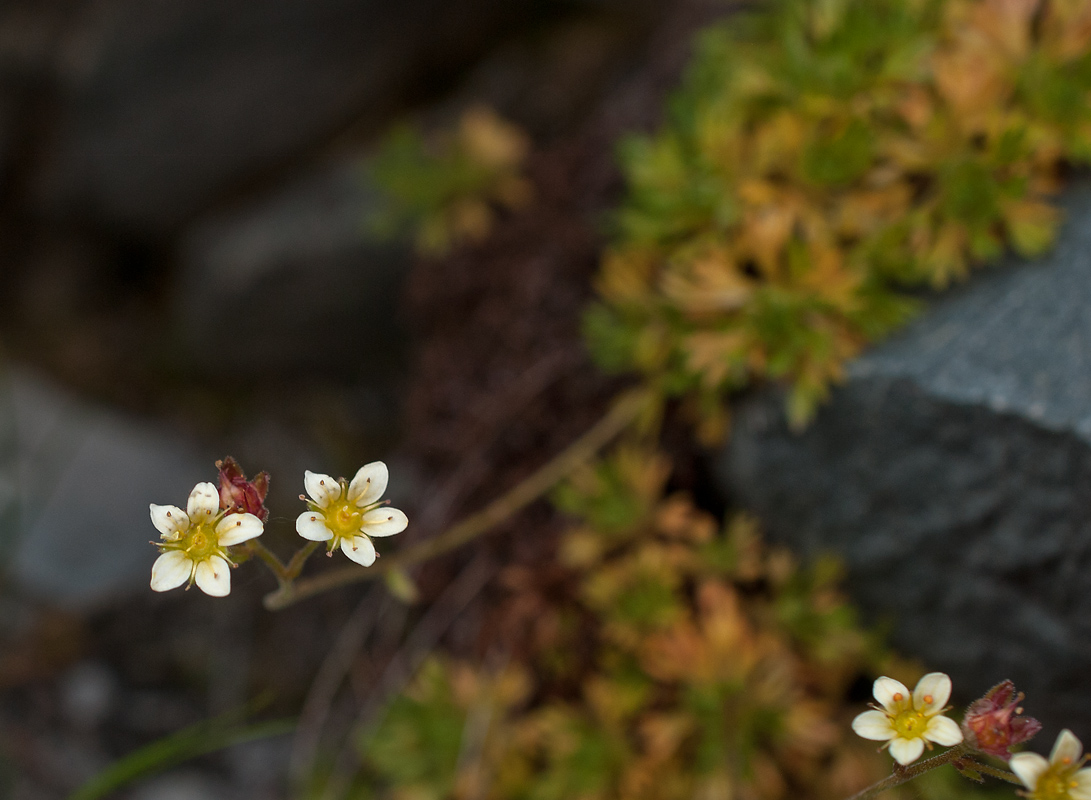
6, 367, 210, 607
720, 183, 1091, 736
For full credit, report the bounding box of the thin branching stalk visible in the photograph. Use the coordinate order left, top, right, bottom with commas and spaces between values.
845, 745, 1022, 800
846, 746, 970, 800
262, 391, 646, 610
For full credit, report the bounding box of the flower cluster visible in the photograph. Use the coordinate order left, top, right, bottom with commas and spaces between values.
849, 671, 1091, 800
150, 459, 407, 596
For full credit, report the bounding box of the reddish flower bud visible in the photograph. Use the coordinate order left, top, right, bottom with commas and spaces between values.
962, 680, 1041, 758
216, 456, 270, 522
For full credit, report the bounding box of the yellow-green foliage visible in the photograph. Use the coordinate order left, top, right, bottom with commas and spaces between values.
367, 106, 533, 255
586, 0, 1091, 430
350, 447, 1005, 800
352, 449, 884, 800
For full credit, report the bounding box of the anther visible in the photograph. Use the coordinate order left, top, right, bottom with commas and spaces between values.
893, 693, 903, 702
923, 694, 933, 704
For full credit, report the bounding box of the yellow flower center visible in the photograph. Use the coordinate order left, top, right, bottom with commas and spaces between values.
891, 708, 929, 740
1032, 764, 1081, 800
324, 499, 364, 542
182, 522, 220, 561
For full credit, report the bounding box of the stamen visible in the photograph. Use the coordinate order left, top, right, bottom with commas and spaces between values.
923, 694, 933, 704
892, 693, 903, 702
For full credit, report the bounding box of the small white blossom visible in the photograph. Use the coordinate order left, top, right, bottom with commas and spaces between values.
851, 672, 963, 765
295, 462, 408, 566
149, 482, 264, 597
1010, 729, 1091, 800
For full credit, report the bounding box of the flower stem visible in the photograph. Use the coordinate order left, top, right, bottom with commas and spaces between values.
262, 390, 646, 611
958, 758, 1023, 786
845, 745, 970, 800
245, 539, 290, 584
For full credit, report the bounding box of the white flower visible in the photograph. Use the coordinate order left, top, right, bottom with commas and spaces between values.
1010, 730, 1091, 800
295, 462, 408, 567
851, 672, 963, 765
149, 482, 264, 597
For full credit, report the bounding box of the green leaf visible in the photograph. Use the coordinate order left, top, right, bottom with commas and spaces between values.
69, 713, 294, 800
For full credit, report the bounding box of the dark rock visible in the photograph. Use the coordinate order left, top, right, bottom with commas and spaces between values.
32, 0, 534, 232
719, 184, 1091, 735
172, 154, 410, 379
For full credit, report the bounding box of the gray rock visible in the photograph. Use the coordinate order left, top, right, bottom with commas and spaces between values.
5, 367, 210, 606
172, 154, 410, 378
719, 184, 1091, 735
31, 0, 526, 232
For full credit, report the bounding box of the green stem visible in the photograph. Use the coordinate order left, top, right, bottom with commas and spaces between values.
262, 391, 646, 611
284, 541, 319, 581
959, 758, 1024, 786
846, 745, 970, 800
245, 539, 290, 584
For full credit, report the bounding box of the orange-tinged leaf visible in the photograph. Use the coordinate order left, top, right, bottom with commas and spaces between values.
1002, 197, 1061, 255
684, 330, 747, 386
662, 247, 754, 314
973, 0, 1041, 60
598, 247, 657, 303
896, 84, 935, 131
932, 33, 1010, 124
836, 185, 912, 239
1041, 0, 1091, 60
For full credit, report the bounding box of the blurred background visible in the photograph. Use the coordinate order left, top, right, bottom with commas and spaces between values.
0, 1, 712, 797
3, 0, 1091, 798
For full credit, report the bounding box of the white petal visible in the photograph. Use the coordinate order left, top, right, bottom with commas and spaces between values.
341, 535, 376, 567
216, 512, 264, 546
150, 504, 189, 539
923, 715, 962, 746
150, 551, 192, 592
296, 511, 334, 541
888, 737, 925, 766
912, 672, 951, 714
1070, 768, 1091, 800
348, 461, 388, 507
304, 470, 341, 507
1009, 752, 1050, 790
851, 710, 897, 741
194, 555, 231, 597
361, 507, 407, 537
873, 677, 911, 713
1052, 729, 1085, 767
187, 482, 220, 520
